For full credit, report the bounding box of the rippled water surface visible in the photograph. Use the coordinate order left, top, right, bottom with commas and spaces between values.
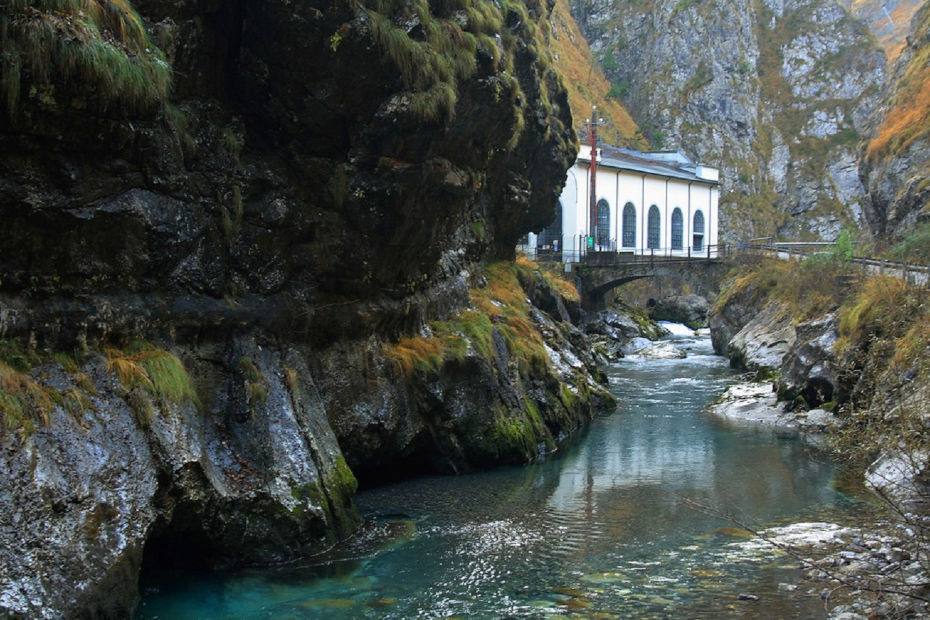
138, 331, 868, 618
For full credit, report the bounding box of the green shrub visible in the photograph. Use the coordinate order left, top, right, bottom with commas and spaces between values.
888, 222, 930, 265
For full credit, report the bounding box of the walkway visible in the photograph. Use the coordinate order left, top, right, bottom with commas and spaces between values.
744, 240, 929, 287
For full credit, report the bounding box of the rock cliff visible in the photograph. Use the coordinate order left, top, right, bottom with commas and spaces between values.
859, 2, 930, 239
0, 0, 613, 616
570, 0, 885, 241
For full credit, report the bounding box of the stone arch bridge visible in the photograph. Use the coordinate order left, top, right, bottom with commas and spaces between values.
565, 249, 731, 310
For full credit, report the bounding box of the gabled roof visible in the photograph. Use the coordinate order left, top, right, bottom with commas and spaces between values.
579, 145, 720, 185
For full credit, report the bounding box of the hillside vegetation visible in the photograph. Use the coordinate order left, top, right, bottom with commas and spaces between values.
838, 0, 925, 62
860, 1, 930, 238
866, 4, 930, 161
547, 0, 643, 147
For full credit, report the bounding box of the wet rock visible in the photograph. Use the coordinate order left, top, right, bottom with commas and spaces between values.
583, 309, 667, 343
865, 450, 930, 508
631, 342, 686, 360
727, 302, 795, 373
706, 382, 798, 435
0, 347, 360, 618
775, 313, 839, 409
649, 295, 710, 329
621, 337, 654, 355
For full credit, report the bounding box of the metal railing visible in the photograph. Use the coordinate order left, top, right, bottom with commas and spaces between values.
740, 238, 930, 286
529, 243, 728, 267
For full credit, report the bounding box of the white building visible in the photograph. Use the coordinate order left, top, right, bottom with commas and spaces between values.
524, 145, 720, 262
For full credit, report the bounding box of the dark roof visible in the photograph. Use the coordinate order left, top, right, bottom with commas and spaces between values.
579, 145, 719, 185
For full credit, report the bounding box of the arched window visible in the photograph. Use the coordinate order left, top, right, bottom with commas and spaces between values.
592, 199, 610, 247
693, 210, 705, 252
538, 200, 563, 250
647, 205, 661, 250
671, 208, 683, 250
622, 202, 636, 248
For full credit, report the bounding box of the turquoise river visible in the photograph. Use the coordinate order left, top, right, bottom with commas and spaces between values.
137, 328, 872, 618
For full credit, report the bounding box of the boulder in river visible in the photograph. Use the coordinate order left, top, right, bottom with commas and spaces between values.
726, 303, 796, 373
630, 342, 686, 360
706, 382, 798, 435
649, 295, 711, 330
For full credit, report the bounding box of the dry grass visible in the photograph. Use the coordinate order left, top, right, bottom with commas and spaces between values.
385, 335, 446, 378
0, 361, 54, 439
837, 276, 910, 345
107, 343, 198, 418
866, 7, 930, 159
515, 255, 581, 303
891, 315, 930, 373
385, 258, 573, 377
546, 0, 642, 146
836, 276, 930, 371
474, 261, 548, 365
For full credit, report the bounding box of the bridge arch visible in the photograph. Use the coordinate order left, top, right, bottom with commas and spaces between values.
576, 256, 729, 310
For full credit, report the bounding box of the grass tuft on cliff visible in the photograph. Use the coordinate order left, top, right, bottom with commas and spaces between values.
0, 340, 96, 440
0, 361, 55, 439
836, 275, 929, 366
360, 0, 560, 140
887, 221, 930, 265
385, 258, 579, 377
715, 252, 860, 323
107, 343, 198, 422
0, 0, 171, 117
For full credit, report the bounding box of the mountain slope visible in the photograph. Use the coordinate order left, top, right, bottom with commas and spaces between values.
860, 1, 930, 237
547, 0, 642, 146
571, 0, 885, 242
839, 0, 926, 62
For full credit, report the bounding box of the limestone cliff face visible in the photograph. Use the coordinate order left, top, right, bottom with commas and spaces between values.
859, 2, 930, 239
0, 0, 609, 616
571, 0, 885, 241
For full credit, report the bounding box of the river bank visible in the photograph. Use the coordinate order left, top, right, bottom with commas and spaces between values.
138, 328, 870, 617
708, 257, 930, 617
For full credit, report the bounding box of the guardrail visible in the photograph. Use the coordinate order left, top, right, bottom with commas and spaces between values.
526, 244, 729, 267
741, 240, 930, 286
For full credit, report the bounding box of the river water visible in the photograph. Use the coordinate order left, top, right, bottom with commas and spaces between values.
137, 328, 869, 618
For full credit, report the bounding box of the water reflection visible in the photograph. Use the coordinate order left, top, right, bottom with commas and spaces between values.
138, 332, 865, 619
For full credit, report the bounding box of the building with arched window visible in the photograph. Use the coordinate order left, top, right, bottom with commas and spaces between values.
523, 145, 720, 262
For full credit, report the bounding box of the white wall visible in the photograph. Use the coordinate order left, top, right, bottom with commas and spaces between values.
533, 159, 720, 260
560, 168, 581, 261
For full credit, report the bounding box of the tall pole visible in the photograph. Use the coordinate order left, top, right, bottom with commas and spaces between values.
584, 106, 606, 249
